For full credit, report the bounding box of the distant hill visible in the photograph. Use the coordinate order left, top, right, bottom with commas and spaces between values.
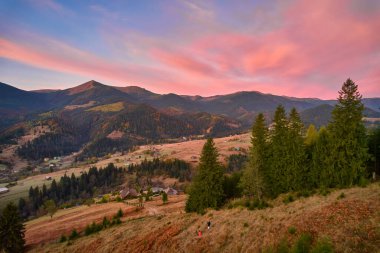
1, 80, 379, 159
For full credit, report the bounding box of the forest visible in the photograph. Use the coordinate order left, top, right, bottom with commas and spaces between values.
186, 79, 379, 213
18, 163, 125, 218
127, 158, 192, 182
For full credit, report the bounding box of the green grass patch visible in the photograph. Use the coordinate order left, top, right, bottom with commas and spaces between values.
87, 102, 124, 112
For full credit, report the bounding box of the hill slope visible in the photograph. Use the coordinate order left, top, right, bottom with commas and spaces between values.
27, 184, 380, 253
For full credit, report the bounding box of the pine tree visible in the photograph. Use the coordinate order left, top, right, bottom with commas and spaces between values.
287, 108, 307, 190
328, 78, 368, 186
241, 113, 267, 200
185, 138, 225, 213
0, 202, 25, 253
267, 105, 289, 197
311, 127, 335, 188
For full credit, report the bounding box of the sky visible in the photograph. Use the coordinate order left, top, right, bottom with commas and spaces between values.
0, 0, 379, 98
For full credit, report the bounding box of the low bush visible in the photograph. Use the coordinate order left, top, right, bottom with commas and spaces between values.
283, 195, 294, 204
288, 226, 297, 235
337, 192, 345, 200
59, 235, 67, 243
311, 237, 334, 253
358, 177, 368, 188
69, 229, 79, 240
291, 233, 312, 253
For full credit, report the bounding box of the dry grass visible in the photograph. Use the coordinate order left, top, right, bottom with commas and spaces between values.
92, 133, 251, 168
25, 202, 137, 246
27, 184, 380, 253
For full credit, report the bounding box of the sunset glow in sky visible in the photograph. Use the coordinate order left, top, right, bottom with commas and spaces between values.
1, 0, 379, 98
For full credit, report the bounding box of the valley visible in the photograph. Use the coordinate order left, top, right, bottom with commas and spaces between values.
0, 133, 250, 210
0, 79, 379, 253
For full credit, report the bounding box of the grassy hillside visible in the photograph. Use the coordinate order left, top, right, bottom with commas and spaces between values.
86, 102, 124, 112
27, 184, 380, 253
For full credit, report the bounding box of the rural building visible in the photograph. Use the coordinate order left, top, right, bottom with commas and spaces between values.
0, 187, 9, 194
164, 187, 178, 195
45, 176, 52, 180
152, 187, 164, 193
119, 188, 139, 199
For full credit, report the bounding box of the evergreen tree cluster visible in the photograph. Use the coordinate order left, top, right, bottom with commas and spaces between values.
17, 132, 82, 160
127, 158, 191, 182
18, 163, 125, 218
78, 137, 135, 160
186, 79, 371, 214
0, 202, 25, 253
17, 117, 89, 161
243, 78, 369, 199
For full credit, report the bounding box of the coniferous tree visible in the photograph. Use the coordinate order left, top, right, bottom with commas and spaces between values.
267, 105, 289, 197
328, 78, 368, 186
368, 127, 380, 177
241, 113, 267, 200
287, 108, 307, 190
311, 127, 335, 188
304, 124, 318, 147
185, 138, 224, 213
0, 202, 25, 253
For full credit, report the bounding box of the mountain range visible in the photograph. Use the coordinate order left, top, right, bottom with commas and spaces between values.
1, 80, 379, 160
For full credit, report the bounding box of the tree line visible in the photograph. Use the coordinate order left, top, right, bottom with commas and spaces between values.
127, 158, 192, 182
18, 163, 125, 218
186, 79, 374, 213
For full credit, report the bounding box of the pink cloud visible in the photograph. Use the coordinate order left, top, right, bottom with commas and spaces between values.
151, 48, 219, 78
0, 37, 175, 92
2, 0, 380, 98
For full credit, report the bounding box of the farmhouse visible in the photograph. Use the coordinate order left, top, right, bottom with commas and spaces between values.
0, 187, 9, 194
152, 187, 164, 193
119, 188, 139, 199
164, 187, 178, 195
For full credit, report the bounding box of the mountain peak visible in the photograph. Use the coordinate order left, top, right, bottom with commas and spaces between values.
66, 80, 104, 95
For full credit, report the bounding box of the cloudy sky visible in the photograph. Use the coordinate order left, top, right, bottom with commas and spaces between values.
0, 0, 379, 98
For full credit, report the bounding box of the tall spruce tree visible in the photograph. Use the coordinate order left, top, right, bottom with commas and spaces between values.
185, 138, 224, 213
287, 108, 307, 190
0, 202, 25, 253
241, 113, 268, 200
267, 105, 289, 197
311, 127, 335, 188
328, 78, 368, 186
